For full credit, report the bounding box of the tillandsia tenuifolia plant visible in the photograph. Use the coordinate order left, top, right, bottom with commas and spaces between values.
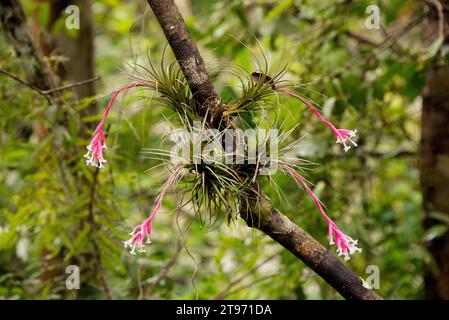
83, 50, 361, 261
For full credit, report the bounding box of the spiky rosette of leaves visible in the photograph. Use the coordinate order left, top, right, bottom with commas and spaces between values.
142, 118, 251, 227
142, 114, 309, 229
124, 49, 200, 122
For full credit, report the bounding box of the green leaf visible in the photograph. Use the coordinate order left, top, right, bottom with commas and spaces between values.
426, 35, 444, 59
423, 224, 448, 242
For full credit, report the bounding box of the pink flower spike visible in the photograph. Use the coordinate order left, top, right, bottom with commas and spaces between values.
276, 88, 358, 152
330, 223, 361, 261
84, 129, 107, 168
123, 165, 183, 255
83, 81, 157, 168
335, 129, 358, 152
285, 165, 361, 261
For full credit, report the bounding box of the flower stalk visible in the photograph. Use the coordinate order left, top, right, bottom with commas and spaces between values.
123, 165, 183, 255
284, 165, 361, 261
84, 81, 156, 168
276, 88, 358, 152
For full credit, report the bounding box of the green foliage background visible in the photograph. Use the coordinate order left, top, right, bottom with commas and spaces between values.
0, 0, 433, 299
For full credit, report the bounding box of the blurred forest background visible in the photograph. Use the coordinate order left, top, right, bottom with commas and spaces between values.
1, 0, 448, 299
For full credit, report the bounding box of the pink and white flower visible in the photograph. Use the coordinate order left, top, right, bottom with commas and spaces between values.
285, 165, 361, 261
123, 165, 183, 255
123, 219, 152, 255
84, 81, 156, 168
84, 129, 107, 168
328, 223, 361, 261
277, 88, 358, 152
334, 129, 358, 152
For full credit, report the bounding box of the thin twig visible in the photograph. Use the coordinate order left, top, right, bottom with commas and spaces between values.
145, 240, 185, 296
213, 251, 281, 299
0, 68, 101, 103
217, 273, 281, 299
346, 31, 382, 46
431, 0, 445, 38
0, 67, 52, 103
42, 76, 101, 94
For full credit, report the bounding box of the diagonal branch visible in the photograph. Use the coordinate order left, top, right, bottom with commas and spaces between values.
146, 0, 382, 300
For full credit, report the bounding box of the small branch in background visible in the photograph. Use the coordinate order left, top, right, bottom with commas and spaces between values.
213, 251, 281, 300
0, 67, 101, 104
217, 273, 281, 299
345, 30, 382, 46
425, 0, 447, 33
0, 68, 101, 104
0, 67, 52, 104
433, 0, 445, 38
145, 240, 185, 297
379, 14, 426, 49
42, 76, 101, 94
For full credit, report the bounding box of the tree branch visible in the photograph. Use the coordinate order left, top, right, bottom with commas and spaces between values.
148, 0, 219, 110
239, 194, 381, 300
146, 0, 382, 300
0, 67, 100, 103
147, 0, 227, 125
41, 76, 101, 95
0, 67, 52, 103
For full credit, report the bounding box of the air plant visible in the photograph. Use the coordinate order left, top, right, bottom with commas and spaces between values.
143, 115, 253, 228
83, 49, 362, 260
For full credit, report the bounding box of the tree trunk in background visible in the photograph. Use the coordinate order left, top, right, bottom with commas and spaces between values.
421, 1, 449, 299
38, 0, 97, 130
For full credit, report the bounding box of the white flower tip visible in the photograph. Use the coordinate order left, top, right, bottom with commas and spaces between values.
123, 241, 130, 249
349, 129, 357, 137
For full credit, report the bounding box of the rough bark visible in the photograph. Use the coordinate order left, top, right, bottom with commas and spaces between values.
421, 0, 449, 299
147, 0, 227, 125
147, 0, 382, 300
422, 65, 449, 299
